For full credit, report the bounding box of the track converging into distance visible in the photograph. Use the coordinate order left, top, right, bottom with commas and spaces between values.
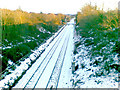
14, 19, 75, 89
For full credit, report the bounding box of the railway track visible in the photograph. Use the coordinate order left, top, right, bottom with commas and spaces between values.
24, 26, 64, 88
46, 30, 70, 89
24, 26, 69, 89
14, 19, 75, 89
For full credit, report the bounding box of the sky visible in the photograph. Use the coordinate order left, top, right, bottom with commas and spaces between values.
0, 0, 119, 14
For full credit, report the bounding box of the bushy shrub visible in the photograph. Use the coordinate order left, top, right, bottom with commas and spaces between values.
1, 56, 9, 71
24, 41, 38, 50
2, 44, 31, 63
113, 41, 120, 54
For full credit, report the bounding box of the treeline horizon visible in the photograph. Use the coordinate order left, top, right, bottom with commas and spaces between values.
1, 8, 71, 25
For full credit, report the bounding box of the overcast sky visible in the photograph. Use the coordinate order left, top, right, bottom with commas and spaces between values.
0, 0, 119, 14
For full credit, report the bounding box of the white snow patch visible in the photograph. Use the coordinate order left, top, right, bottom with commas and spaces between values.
3, 46, 11, 50
0, 54, 3, 58
8, 60, 13, 65
27, 40, 31, 42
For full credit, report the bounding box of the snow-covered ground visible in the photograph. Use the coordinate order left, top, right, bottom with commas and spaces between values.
57, 24, 74, 88
71, 30, 119, 88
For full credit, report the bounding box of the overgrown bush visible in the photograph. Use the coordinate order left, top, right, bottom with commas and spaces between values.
1, 56, 9, 70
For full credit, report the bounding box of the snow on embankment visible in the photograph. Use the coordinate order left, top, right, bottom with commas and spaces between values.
70, 30, 119, 88
0, 25, 66, 89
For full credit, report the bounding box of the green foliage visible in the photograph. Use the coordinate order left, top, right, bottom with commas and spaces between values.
2, 40, 42, 64
76, 4, 118, 31
2, 44, 30, 62
41, 22, 58, 33
75, 41, 82, 48
1, 56, 9, 70
24, 41, 37, 50
113, 41, 120, 54
75, 4, 119, 76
